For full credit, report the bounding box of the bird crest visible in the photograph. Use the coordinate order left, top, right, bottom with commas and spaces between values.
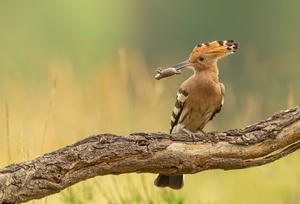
189, 40, 239, 62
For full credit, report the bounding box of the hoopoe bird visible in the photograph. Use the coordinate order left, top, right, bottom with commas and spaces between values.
154, 40, 239, 190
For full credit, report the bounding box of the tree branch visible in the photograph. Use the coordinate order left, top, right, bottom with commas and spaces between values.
1, 107, 300, 203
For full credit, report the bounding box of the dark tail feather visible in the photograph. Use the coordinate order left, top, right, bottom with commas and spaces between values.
154, 174, 184, 190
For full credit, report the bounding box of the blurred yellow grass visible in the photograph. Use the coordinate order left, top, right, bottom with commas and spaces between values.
1, 49, 300, 204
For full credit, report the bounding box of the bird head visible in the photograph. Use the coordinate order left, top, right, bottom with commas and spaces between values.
171, 40, 239, 72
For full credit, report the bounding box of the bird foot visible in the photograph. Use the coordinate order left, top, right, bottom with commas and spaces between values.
182, 128, 199, 142
181, 128, 219, 143
197, 129, 219, 142
201, 130, 219, 143
211, 130, 219, 143
198, 129, 208, 136
211, 130, 219, 136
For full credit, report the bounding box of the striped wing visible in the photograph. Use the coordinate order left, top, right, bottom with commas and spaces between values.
170, 88, 188, 134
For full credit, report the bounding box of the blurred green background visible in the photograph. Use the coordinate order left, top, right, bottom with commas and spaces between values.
1, 1, 300, 203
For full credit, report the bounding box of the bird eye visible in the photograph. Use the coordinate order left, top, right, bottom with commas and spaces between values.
199, 56, 205, 62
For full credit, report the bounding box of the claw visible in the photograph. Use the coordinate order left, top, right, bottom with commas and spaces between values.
198, 129, 208, 136
211, 130, 218, 136
211, 130, 219, 143
182, 128, 198, 142
197, 129, 219, 143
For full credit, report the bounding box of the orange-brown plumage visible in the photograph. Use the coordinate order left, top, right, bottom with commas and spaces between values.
154, 40, 239, 190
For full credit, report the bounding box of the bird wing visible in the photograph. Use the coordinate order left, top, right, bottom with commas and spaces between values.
209, 95, 224, 121
210, 83, 225, 121
170, 88, 188, 134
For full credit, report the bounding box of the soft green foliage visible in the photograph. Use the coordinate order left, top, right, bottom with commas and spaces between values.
62, 175, 185, 204
60, 184, 94, 204
1, 1, 300, 203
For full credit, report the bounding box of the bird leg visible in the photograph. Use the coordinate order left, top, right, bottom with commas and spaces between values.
197, 129, 208, 136
181, 128, 198, 142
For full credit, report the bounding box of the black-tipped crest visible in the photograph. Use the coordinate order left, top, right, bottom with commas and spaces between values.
217, 40, 224, 46
189, 39, 239, 62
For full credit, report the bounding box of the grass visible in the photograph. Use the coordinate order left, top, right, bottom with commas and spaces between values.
1, 48, 300, 204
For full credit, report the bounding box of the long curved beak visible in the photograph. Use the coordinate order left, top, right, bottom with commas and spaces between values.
172, 60, 194, 70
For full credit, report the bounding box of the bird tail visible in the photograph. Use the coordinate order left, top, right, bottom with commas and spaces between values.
154, 174, 184, 190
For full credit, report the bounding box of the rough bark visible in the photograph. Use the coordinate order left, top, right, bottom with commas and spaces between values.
1, 107, 300, 203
